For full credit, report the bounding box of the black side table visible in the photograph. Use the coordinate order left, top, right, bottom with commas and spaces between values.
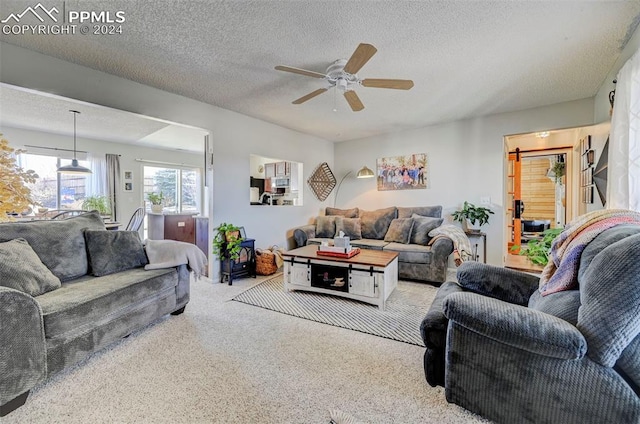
220, 238, 256, 285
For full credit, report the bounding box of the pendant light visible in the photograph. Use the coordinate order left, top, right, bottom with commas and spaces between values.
57, 110, 92, 174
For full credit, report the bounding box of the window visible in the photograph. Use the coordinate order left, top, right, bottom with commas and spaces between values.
19, 153, 90, 209
143, 166, 201, 213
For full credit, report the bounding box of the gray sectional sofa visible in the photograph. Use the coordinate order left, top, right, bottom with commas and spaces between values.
293, 206, 453, 284
0, 212, 190, 416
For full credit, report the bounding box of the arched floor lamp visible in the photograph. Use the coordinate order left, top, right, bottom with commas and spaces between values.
334, 165, 375, 207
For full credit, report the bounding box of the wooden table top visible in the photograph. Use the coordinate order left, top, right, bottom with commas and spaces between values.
283, 245, 398, 268
504, 254, 544, 274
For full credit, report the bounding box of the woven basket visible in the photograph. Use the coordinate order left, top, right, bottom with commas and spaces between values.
256, 249, 278, 275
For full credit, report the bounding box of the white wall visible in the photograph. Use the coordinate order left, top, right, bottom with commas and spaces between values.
334, 98, 595, 265
594, 21, 640, 123
0, 42, 334, 281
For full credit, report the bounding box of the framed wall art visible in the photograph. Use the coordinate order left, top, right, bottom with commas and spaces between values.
376, 153, 427, 191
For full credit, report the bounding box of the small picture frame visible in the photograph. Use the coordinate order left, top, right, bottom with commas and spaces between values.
123, 170, 133, 181
124, 182, 133, 192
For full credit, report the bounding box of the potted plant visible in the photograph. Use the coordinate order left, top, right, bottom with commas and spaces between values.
452, 201, 494, 233
82, 195, 111, 216
147, 192, 164, 213
212, 222, 244, 261
511, 227, 562, 266
552, 161, 565, 184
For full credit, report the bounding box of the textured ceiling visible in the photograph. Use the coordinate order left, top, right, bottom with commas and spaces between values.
0, 84, 207, 152
1, 0, 639, 143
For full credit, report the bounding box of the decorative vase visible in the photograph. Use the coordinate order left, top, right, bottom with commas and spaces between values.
151, 204, 163, 214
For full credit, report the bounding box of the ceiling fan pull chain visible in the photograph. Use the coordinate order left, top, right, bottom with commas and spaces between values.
333, 87, 337, 112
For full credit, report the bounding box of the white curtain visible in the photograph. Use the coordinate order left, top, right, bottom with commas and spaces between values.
608, 47, 640, 211
106, 154, 121, 221
86, 154, 108, 197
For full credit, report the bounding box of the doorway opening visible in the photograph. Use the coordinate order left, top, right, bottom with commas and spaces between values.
504, 122, 610, 258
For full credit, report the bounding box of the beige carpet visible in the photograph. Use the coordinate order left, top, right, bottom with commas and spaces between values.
4, 272, 488, 424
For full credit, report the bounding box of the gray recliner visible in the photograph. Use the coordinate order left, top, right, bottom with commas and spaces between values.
421, 225, 640, 423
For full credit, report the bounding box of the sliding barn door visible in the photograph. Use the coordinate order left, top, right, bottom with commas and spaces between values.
507, 152, 523, 254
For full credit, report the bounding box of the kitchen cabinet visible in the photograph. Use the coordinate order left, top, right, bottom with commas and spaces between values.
275, 161, 290, 176
265, 163, 275, 178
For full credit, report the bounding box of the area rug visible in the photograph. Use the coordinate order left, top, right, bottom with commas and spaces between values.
232, 273, 440, 346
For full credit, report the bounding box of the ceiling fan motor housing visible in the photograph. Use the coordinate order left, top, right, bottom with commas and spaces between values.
326, 59, 359, 91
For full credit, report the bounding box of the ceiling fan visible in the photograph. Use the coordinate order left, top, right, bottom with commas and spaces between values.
275, 43, 414, 112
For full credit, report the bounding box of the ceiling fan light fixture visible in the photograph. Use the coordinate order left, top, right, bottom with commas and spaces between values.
57, 110, 92, 175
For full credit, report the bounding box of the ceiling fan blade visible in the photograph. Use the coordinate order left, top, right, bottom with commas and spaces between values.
343, 90, 364, 112
292, 88, 328, 104
343, 43, 377, 74
275, 65, 326, 79
361, 79, 414, 90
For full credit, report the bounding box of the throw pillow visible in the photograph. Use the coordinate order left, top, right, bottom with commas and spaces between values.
0, 238, 61, 296
0, 211, 106, 281
84, 230, 148, 277
335, 217, 362, 240
315, 216, 337, 238
384, 218, 415, 244
359, 207, 397, 239
325, 207, 359, 218
397, 206, 442, 219
411, 214, 444, 245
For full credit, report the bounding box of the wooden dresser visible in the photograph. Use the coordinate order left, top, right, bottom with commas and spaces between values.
148, 213, 209, 275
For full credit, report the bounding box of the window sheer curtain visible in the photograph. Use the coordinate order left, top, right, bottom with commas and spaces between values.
608, 47, 640, 211
86, 154, 107, 197
106, 154, 120, 221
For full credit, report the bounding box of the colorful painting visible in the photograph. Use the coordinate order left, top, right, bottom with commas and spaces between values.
376, 153, 427, 191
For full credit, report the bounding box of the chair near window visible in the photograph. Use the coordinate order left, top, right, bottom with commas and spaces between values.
49, 210, 88, 220
125, 207, 145, 232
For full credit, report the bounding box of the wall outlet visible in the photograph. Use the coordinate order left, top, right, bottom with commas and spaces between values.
480, 196, 491, 205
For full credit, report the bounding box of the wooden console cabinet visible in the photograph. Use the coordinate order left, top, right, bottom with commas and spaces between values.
148, 213, 209, 276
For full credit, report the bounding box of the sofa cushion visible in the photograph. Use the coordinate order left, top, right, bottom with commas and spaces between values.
315, 216, 337, 238
384, 218, 414, 244
383, 242, 432, 264
360, 207, 397, 239
528, 289, 580, 325
411, 214, 444, 245
335, 217, 362, 240
577, 233, 640, 367
85, 230, 149, 277
0, 238, 61, 296
325, 207, 359, 218
0, 211, 106, 281
36, 267, 177, 338
397, 206, 442, 219
350, 239, 389, 250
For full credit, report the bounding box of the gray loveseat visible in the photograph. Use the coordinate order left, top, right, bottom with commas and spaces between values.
421, 225, 640, 423
293, 206, 453, 284
0, 212, 190, 416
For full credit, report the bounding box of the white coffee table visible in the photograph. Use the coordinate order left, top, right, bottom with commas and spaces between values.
282, 245, 399, 310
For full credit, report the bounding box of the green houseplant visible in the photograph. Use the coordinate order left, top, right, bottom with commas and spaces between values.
511, 227, 563, 266
212, 222, 244, 261
552, 161, 566, 184
147, 192, 164, 213
452, 201, 494, 233
82, 195, 111, 216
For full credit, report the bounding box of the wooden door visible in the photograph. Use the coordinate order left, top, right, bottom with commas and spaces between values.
507, 152, 523, 254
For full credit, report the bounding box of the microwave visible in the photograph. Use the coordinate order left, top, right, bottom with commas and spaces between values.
274, 177, 290, 187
